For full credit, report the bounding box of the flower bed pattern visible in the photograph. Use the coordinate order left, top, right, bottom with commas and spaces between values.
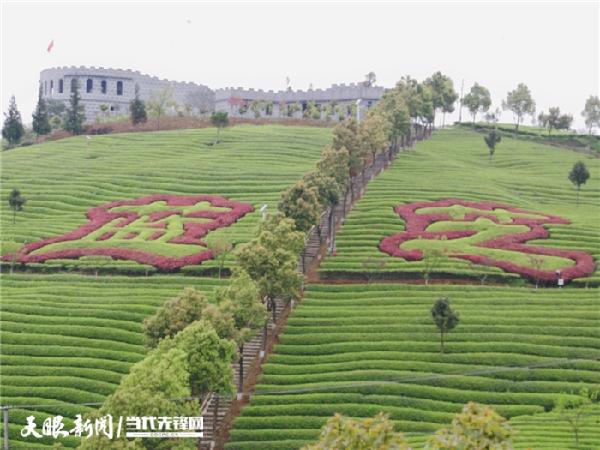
379, 199, 595, 282
7, 194, 254, 271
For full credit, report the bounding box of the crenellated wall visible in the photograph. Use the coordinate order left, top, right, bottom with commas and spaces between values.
39, 66, 213, 122
39, 66, 383, 122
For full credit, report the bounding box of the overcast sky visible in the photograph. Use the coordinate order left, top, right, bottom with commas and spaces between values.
2, 1, 598, 130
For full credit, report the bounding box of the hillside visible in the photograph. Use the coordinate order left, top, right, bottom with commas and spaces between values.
320, 128, 599, 285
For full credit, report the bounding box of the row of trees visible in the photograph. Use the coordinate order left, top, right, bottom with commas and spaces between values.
459, 81, 600, 135
277, 73, 451, 257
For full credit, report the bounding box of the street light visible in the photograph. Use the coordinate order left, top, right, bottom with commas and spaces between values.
259, 204, 268, 220
556, 269, 564, 288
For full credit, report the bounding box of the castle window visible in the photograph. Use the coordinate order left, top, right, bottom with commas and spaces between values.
50, 80, 54, 95
101, 80, 107, 94
86, 78, 93, 93
71, 78, 78, 93
116, 81, 123, 96
59, 79, 64, 93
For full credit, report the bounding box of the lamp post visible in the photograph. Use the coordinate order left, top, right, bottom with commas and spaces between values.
556, 269, 564, 288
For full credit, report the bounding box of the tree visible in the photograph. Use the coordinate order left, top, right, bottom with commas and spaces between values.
235, 213, 304, 326
303, 412, 412, 450
304, 170, 341, 247
143, 287, 209, 347
32, 85, 51, 137
184, 88, 213, 115
8, 188, 26, 225
128, 84, 147, 126
427, 402, 514, 449
484, 129, 502, 161
555, 388, 598, 449
278, 179, 321, 233
80, 321, 235, 450
63, 80, 86, 135
210, 111, 229, 144
206, 237, 233, 279
462, 83, 491, 124
431, 297, 459, 353
538, 107, 572, 135
568, 161, 590, 206
359, 113, 389, 172
2, 95, 25, 147
147, 86, 175, 131
372, 86, 410, 150
502, 83, 536, 131
333, 119, 367, 201
364, 71, 377, 87
425, 72, 458, 128
581, 95, 600, 135
317, 145, 351, 229
422, 247, 445, 285
213, 270, 268, 393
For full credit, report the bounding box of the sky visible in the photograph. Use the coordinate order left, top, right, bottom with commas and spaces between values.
1, 1, 599, 130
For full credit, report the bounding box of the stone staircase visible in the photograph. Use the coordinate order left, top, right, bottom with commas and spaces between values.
199, 298, 286, 449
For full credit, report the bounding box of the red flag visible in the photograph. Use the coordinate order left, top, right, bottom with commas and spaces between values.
47, 40, 54, 52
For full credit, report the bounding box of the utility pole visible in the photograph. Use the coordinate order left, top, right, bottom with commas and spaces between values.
458, 79, 464, 123
3, 406, 9, 450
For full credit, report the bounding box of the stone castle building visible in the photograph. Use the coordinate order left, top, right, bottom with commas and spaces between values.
39, 66, 384, 123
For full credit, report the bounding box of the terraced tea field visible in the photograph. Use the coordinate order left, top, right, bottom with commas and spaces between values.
0, 273, 226, 448
320, 129, 600, 285
1, 125, 331, 274
227, 284, 600, 450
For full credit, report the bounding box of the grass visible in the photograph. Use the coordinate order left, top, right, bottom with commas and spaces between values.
1, 125, 332, 274
226, 283, 600, 450
0, 124, 332, 448
0, 273, 226, 448
321, 128, 600, 284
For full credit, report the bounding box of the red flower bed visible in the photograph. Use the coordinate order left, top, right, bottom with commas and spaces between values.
7, 194, 254, 271
379, 199, 595, 282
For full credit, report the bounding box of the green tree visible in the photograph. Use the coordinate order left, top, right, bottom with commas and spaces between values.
372, 87, 410, 150
64, 80, 86, 135
359, 113, 389, 172
143, 287, 209, 347
484, 129, 502, 161
422, 247, 445, 285
555, 388, 598, 449
426, 402, 514, 449
210, 111, 229, 144
462, 83, 491, 124
32, 85, 51, 137
206, 237, 233, 279
581, 95, 600, 135
431, 297, 459, 353
2, 95, 25, 147
502, 83, 536, 131
304, 170, 341, 246
8, 188, 26, 225
317, 145, 351, 223
80, 321, 235, 450
213, 270, 268, 393
235, 213, 304, 325
129, 84, 147, 126
333, 119, 367, 201
568, 161, 590, 206
147, 86, 175, 131
302, 412, 412, 450
425, 72, 457, 129
538, 107, 573, 135
278, 179, 321, 233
